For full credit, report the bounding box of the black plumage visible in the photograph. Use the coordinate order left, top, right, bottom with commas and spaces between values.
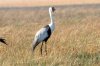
0, 38, 7, 45
43, 25, 51, 42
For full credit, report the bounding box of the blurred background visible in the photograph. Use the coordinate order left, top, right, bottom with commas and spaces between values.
0, 0, 100, 7
0, 0, 100, 66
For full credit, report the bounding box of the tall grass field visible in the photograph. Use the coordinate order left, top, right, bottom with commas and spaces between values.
0, 5, 100, 66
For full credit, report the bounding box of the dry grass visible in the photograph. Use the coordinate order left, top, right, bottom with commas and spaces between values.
0, 5, 100, 66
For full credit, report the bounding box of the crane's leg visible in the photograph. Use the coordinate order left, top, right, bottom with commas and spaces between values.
40, 42, 43, 55
45, 42, 47, 55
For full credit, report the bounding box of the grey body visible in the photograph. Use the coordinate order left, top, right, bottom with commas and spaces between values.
32, 25, 51, 54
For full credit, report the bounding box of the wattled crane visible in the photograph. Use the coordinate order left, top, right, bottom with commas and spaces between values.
32, 7, 56, 55
0, 38, 7, 45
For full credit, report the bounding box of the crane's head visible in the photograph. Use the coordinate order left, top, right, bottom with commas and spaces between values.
49, 7, 56, 12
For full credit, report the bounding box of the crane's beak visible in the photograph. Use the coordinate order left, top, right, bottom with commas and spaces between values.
52, 7, 56, 12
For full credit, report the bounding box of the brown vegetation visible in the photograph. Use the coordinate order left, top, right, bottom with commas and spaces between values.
0, 5, 100, 66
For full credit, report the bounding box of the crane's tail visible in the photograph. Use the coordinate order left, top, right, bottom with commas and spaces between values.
0, 38, 7, 45
32, 38, 39, 52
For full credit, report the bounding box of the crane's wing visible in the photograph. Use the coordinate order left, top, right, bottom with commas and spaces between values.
35, 28, 48, 43
32, 27, 49, 51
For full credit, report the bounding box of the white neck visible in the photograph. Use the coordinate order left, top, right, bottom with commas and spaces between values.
48, 9, 55, 32
49, 10, 54, 23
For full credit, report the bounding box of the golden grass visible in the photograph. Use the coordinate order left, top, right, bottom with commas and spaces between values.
0, 5, 100, 66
